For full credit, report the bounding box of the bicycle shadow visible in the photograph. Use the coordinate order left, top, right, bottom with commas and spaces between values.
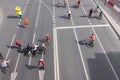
78, 39, 94, 48
70, 5, 79, 9
38, 38, 47, 43
17, 25, 25, 28
25, 64, 40, 70
6, 45, 19, 49
59, 15, 69, 20
78, 39, 89, 45
7, 15, 19, 19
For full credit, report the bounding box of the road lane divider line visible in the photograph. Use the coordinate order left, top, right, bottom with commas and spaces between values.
35, 0, 42, 27
55, 24, 109, 30
55, 29, 60, 80
91, 27, 119, 80
53, 28, 57, 80
73, 28, 89, 80
11, 53, 21, 80
5, 34, 16, 60
14, 53, 21, 72
28, 33, 36, 66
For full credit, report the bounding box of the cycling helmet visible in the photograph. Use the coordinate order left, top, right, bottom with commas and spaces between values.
46, 34, 49, 36
40, 59, 43, 61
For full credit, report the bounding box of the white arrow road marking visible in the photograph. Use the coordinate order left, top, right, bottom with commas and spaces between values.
11, 53, 21, 80
39, 70, 45, 80
11, 72, 18, 80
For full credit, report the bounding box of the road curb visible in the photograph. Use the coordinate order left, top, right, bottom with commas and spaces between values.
93, 0, 120, 40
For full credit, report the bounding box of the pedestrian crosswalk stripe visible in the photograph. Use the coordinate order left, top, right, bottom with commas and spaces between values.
54, 24, 109, 30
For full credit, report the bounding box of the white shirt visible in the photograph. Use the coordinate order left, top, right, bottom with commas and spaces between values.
1, 61, 9, 68
33, 44, 39, 51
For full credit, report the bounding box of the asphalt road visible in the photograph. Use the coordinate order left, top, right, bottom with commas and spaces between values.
0, 0, 120, 80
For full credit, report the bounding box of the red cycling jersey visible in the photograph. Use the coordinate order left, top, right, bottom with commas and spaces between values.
15, 40, 21, 45
90, 35, 95, 41
38, 61, 45, 66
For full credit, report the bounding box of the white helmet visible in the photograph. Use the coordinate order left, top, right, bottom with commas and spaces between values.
46, 34, 49, 36
40, 59, 43, 61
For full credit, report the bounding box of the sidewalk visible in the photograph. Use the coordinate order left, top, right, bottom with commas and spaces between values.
94, 0, 120, 40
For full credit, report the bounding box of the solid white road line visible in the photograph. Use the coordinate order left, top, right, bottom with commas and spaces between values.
53, 28, 57, 80
55, 28, 60, 80
55, 24, 109, 30
5, 34, 16, 60
73, 28, 89, 80
91, 27, 119, 80
14, 53, 21, 72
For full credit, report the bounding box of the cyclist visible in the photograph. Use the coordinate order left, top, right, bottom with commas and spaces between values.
38, 59, 45, 70
1, 58, 10, 73
45, 34, 50, 43
15, 39, 22, 49
89, 34, 95, 45
67, 10, 71, 19
64, 0, 66, 7
41, 43, 46, 54
24, 18, 29, 28
77, 0, 80, 7
32, 43, 39, 56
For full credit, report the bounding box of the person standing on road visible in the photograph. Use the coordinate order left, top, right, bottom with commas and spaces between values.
89, 8, 93, 17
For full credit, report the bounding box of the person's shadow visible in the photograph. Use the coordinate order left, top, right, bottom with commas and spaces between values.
25, 64, 40, 70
